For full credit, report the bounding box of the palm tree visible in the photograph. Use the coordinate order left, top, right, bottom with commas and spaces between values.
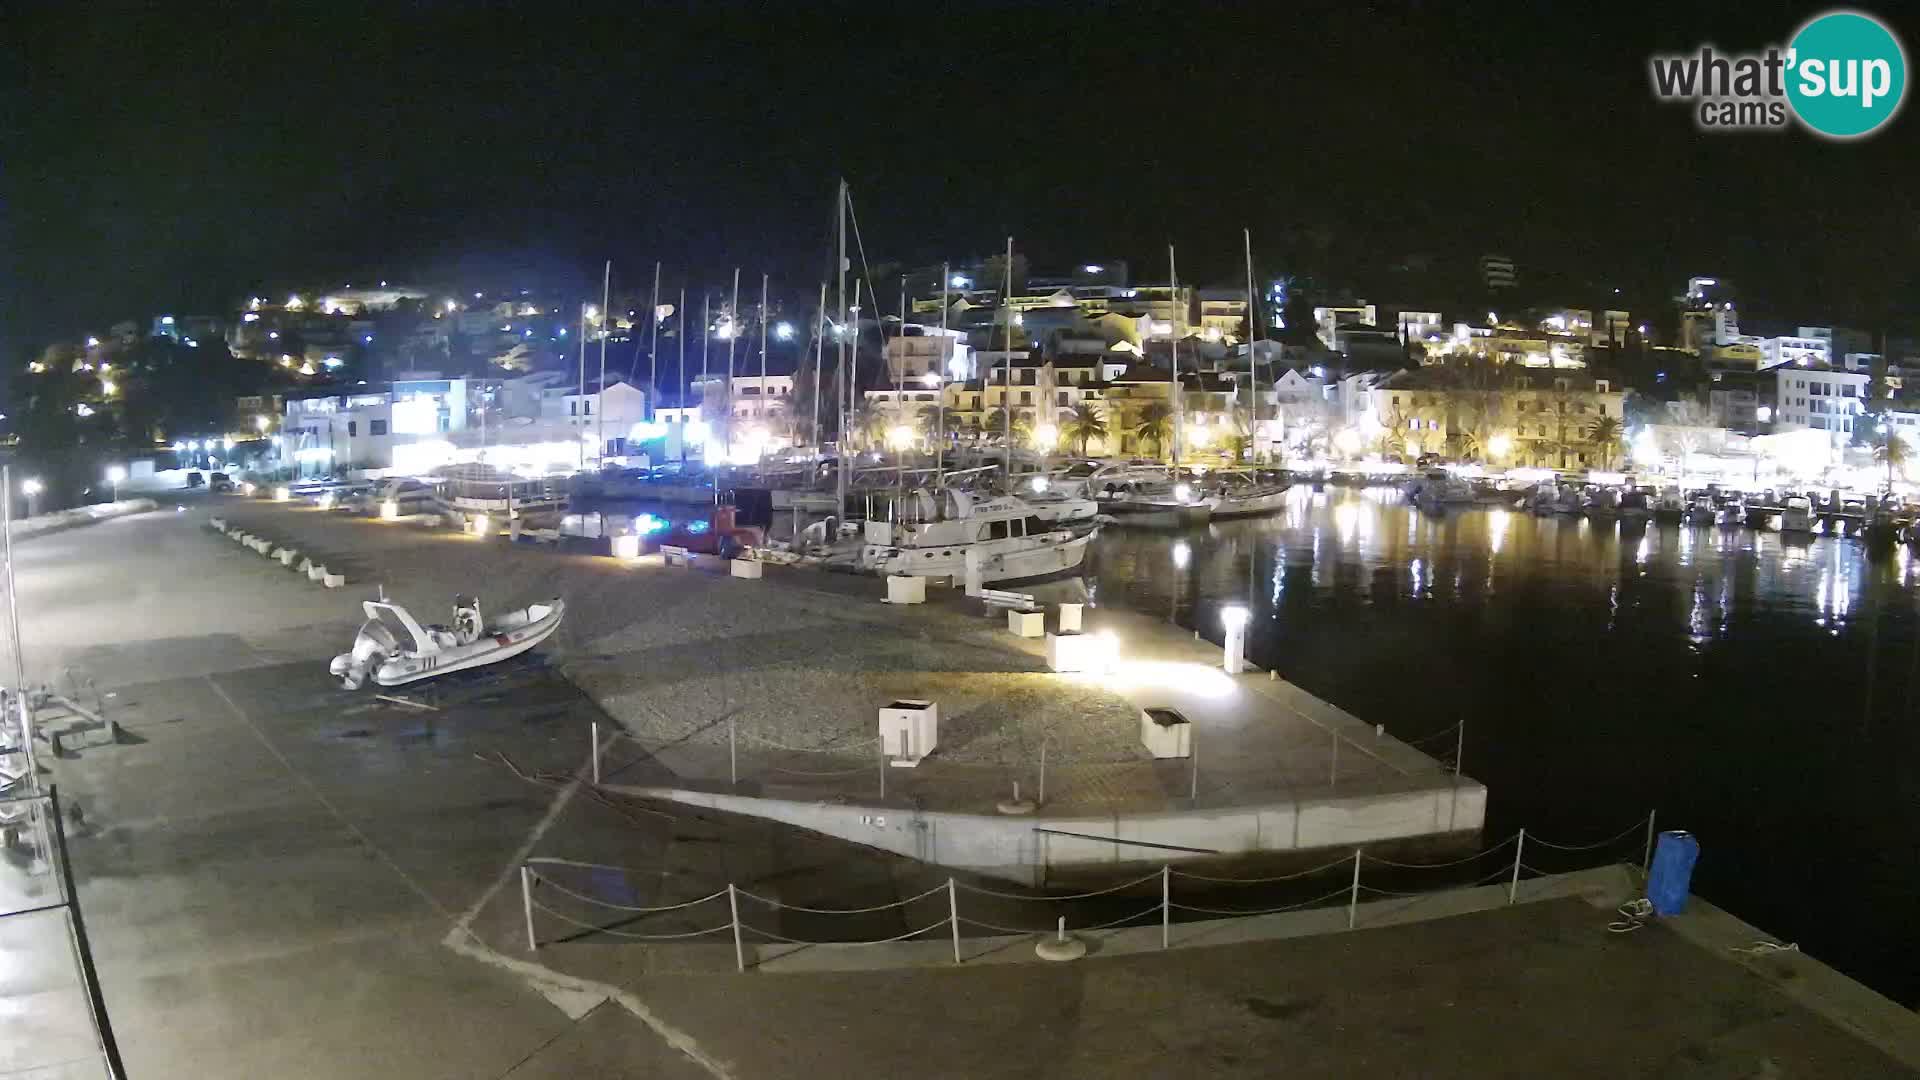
1874, 432, 1910, 493
1061, 401, 1109, 456
983, 407, 1030, 445
850, 400, 889, 449
917, 405, 964, 444
1583, 414, 1622, 469
1132, 401, 1174, 458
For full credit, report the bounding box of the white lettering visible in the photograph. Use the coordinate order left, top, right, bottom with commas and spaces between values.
1830, 58, 1858, 99
1799, 57, 1827, 96
1863, 59, 1892, 108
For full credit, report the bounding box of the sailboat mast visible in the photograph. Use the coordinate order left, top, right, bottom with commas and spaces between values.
725, 267, 740, 463
1244, 227, 1259, 463
812, 281, 826, 454
598, 259, 610, 467
759, 274, 769, 440
1002, 235, 1013, 487
1169, 243, 1182, 473
836, 180, 849, 517
687, 284, 695, 461
937, 262, 948, 485
648, 261, 662, 420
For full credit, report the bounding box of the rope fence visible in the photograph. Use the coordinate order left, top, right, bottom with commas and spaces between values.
517, 811, 1661, 969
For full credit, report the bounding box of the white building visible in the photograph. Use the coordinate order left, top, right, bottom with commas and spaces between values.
1396, 311, 1442, 344
1772, 363, 1867, 446
1313, 304, 1376, 351
1759, 334, 1832, 369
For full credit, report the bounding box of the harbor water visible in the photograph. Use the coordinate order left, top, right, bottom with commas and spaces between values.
1087, 484, 1920, 1006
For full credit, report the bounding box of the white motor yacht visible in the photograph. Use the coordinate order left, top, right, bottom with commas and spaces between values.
1206, 471, 1293, 518
857, 488, 1098, 582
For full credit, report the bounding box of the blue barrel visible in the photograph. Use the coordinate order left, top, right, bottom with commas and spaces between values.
1647, 830, 1699, 916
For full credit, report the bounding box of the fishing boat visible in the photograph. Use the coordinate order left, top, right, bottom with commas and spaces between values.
1407, 469, 1474, 512
1779, 495, 1816, 534
1206, 471, 1293, 517
856, 488, 1098, 582
329, 595, 565, 689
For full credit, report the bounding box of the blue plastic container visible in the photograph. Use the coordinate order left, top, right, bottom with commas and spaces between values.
1647, 830, 1699, 916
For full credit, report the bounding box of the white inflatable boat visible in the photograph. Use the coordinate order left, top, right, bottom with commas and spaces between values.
329, 595, 564, 689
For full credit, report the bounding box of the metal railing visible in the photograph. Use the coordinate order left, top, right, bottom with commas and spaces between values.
518, 811, 1658, 970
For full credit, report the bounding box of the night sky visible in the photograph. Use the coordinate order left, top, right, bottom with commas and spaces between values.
5, 1, 1918, 358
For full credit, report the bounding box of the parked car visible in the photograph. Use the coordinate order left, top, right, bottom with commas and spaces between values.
208, 472, 236, 493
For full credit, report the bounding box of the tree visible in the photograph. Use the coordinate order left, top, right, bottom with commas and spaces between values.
979, 252, 1029, 295
917, 406, 965, 444
983, 407, 1030, 445
1132, 401, 1174, 458
1061, 401, 1108, 456
850, 400, 890, 449
1873, 431, 1910, 493
1583, 414, 1623, 469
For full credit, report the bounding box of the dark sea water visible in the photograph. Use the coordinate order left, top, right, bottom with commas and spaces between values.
1087, 484, 1920, 1006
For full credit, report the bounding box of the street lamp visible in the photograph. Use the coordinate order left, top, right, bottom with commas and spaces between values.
21, 477, 41, 517
106, 465, 127, 503
255, 415, 271, 433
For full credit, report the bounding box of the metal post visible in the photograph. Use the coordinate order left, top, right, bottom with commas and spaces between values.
1347, 848, 1361, 929
1330, 730, 1339, 788
2, 468, 32, 789
520, 865, 538, 951
1642, 810, 1658, 875
590, 721, 601, 784
728, 883, 745, 972
1508, 828, 1525, 904
1038, 738, 1049, 808
1161, 864, 1171, 949
948, 878, 962, 965
729, 713, 738, 787
1188, 729, 1199, 802
879, 744, 887, 800
1453, 717, 1465, 778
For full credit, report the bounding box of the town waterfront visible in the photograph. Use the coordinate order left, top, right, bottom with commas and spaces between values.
1087, 485, 1920, 1006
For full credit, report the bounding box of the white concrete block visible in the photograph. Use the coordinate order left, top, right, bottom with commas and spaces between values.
610, 534, 641, 560
297, 557, 313, 573
1006, 610, 1044, 638
730, 558, 763, 579
1044, 632, 1106, 673
322, 573, 346, 588
1058, 602, 1083, 633
308, 565, 327, 582
879, 699, 938, 766
885, 575, 926, 604
276, 549, 298, 566
1140, 708, 1192, 759
209, 517, 226, 531
661, 544, 691, 567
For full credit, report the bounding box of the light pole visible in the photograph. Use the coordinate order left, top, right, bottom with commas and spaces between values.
106, 465, 126, 503
21, 478, 40, 518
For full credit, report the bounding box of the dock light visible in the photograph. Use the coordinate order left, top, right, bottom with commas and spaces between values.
1029, 476, 1050, 494
1173, 482, 1192, 503
241, 482, 255, 496
255, 415, 270, 432
633, 513, 669, 535
472, 513, 491, 537
100, 378, 117, 396
886, 424, 914, 451
21, 478, 41, 496
380, 499, 399, 520
774, 321, 795, 341
1172, 540, 1191, 570
273, 486, 290, 502
317, 492, 335, 510
172, 440, 187, 452
1032, 423, 1058, 449
1221, 604, 1250, 674
950, 275, 971, 288
611, 534, 641, 559
1487, 433, 1513, 459
106, 465, 126, 484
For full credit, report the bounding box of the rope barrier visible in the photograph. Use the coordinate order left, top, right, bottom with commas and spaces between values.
957, 916, 1059, 935
764, 762, 877, 777
1167, 885, 1354, 918
1075, 905, 1165, 932
732, 883, 948, 915
1168, 853, 1354, 884
530, 900, 732, 942
740, 920, 950, 947
953, 869, 1163, 901
1526, 816, 1651, 852
737, 731, 883, 755
1361, 835, 1518, 869
527, 870, 727, 914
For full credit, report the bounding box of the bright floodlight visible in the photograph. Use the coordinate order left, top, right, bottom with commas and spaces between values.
1172, 540, 1191, 570
950, 275, 971, 288
1756, 406, 1773, 423
21, 478, 41, 496
774, 322, 795, 341
1028, 476, 1049, 493
255, 415, 270, 432
106, 465, 127, 484
886, 424, 915, 451
1221, 605, 1250, 630
1032, 423, 1058, 448
1173, 482, 1192, 503
1487, 433, 1513, 458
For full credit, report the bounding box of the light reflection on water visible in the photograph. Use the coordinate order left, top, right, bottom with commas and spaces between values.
1086, 486, 1920, 1004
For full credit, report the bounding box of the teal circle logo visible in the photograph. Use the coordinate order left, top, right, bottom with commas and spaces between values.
1786, 10, 1907, 138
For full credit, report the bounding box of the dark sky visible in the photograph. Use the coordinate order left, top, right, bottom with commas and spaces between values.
5, 1, 1918, 358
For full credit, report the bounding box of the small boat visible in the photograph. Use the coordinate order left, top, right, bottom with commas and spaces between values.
1682, 494, 1717, 527
1552, 486, 1585, 515
330, 595, 565, 689
1207, 471, 1293, 517
1652, 489, 1686, 524
1584, 487, 1621, 521
1619, 488, 1652, 521
1407, 470, 1474, 513
1779, 495, 1816, 535
1715, 496, 1746, 527
1093, 478, 1215, 528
